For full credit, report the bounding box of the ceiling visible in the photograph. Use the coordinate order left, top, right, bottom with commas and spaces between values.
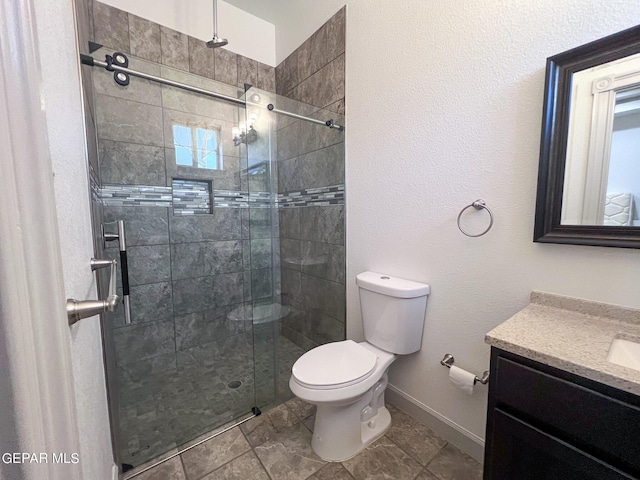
223, 0, 346, 63
224, 0, 282, 25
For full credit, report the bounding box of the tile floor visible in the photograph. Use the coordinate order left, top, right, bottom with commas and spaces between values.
125, 400, 483, 480
119, 332, 305, 466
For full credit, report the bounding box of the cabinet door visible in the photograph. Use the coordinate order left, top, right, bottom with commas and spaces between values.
486, 409, 635, 480
492, 355, 640, 470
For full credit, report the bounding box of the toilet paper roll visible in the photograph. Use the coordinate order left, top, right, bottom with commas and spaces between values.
449, 365, 475, 395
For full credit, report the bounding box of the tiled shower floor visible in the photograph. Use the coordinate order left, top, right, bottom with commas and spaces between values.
118, 333, 305, 466
125, 400, 483, 480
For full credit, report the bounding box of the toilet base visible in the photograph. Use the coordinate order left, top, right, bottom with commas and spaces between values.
361, 405, 391, 448
310, 399, 392, 462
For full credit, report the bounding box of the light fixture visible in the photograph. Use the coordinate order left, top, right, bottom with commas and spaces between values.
206, 0, 228, 48
233, 113, 258, 146
233, 124, 258, 146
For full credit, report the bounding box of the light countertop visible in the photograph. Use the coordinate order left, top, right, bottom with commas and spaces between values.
485, 292, 640, 396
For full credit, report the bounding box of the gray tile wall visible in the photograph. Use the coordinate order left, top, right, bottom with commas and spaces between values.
275, 7, 345, 114
86, 1, 346, 465
92, 2, 276, 93
91, 0, 344, 396
275, 7, 347, 351
74, 0, 106, 261
91, 1, 277, 383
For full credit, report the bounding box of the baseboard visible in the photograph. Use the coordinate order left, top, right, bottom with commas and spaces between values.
386, 384, 485, 463
112, 464, 119, 480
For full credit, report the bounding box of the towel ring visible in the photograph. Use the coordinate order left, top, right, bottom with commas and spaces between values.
457, 199, 494, 237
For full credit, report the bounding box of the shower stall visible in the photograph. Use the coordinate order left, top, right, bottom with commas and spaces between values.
77, 2, 346, 471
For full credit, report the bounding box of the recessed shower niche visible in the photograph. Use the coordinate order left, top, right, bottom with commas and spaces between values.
172, 179, 212, 215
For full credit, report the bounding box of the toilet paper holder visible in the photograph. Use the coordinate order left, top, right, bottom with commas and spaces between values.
441, 354, 490, 385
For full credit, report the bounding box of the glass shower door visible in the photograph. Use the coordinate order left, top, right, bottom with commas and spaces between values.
243, 88, 346, 411
96, 54, 259, 468
240, 88, 284, 409
91, 45, 344, 470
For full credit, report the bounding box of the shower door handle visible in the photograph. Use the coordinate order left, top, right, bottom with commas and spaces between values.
67, 258, 119, 325
103, 220, 132, 324
117, 220, 132, 325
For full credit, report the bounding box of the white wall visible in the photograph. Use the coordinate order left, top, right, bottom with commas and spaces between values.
99, 0, 276, 65
34, 0, 115, 478
345, 0, 640, 448
273, 0, 346, 64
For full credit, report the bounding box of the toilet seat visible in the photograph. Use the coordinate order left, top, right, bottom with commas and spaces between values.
292, 340, 378, 390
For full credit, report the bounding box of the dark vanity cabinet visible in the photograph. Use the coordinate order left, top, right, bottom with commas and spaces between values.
483, 348, 640, 480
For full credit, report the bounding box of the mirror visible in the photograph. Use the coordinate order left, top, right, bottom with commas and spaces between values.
534, 25, 640, 248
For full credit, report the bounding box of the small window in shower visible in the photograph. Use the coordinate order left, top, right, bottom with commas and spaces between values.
172, 124, 222, 170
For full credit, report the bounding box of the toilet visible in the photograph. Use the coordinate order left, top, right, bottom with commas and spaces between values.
289, 271, 430, 461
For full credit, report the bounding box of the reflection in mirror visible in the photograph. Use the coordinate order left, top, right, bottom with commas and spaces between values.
534, 24, 640, 248
607, 88, 640, 226
561, 53, 640, 226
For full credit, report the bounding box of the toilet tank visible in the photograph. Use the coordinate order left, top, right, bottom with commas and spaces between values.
356, 271, 430, 355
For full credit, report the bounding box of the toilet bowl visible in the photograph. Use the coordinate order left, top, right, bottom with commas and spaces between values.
289, 340, 396, 461
289, 272, 430, 461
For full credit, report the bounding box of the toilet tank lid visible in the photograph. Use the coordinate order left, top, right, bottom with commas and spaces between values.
356, 271, 430, 298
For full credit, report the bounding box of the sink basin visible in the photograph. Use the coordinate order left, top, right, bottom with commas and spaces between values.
607, 338, 640, 372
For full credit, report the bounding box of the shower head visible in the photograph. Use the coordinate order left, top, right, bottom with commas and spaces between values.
206, 34, 228, 48
207, 0, 228, 48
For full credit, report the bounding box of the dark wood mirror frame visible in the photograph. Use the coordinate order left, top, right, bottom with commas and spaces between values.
534, 24, 640, 248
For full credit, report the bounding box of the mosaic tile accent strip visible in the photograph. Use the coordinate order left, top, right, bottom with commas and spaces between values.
89, 163, 101, 205
214, 190, 273, 208
99, 184, 345, 209
172, 179, 212, 215
277, 185, 344, 207
101, 184, 173, 207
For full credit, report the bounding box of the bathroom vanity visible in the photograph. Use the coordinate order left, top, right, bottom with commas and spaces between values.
484, 293, 640, 479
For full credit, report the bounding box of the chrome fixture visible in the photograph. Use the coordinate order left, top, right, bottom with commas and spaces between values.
440, 354, 490, 385
82, 53, 244, 106
206, 0, 228, 48
105, 52, 130, 86
232, 124, 258, 146
267, 103, 345, 131
103, 220, 131, 325
67, 258, 119, 325
457, 199, 494, 237
80, 54, 346, 132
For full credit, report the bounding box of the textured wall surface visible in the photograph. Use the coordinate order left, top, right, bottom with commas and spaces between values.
345, 0, 640, 445
93, 2, 276, 90
276, 8, 347, 351
275, 7, 345, 115
97, 0, 277, 66
92, 2, 276, 373
273, 1, 346, 65
96, 0, 347, 66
